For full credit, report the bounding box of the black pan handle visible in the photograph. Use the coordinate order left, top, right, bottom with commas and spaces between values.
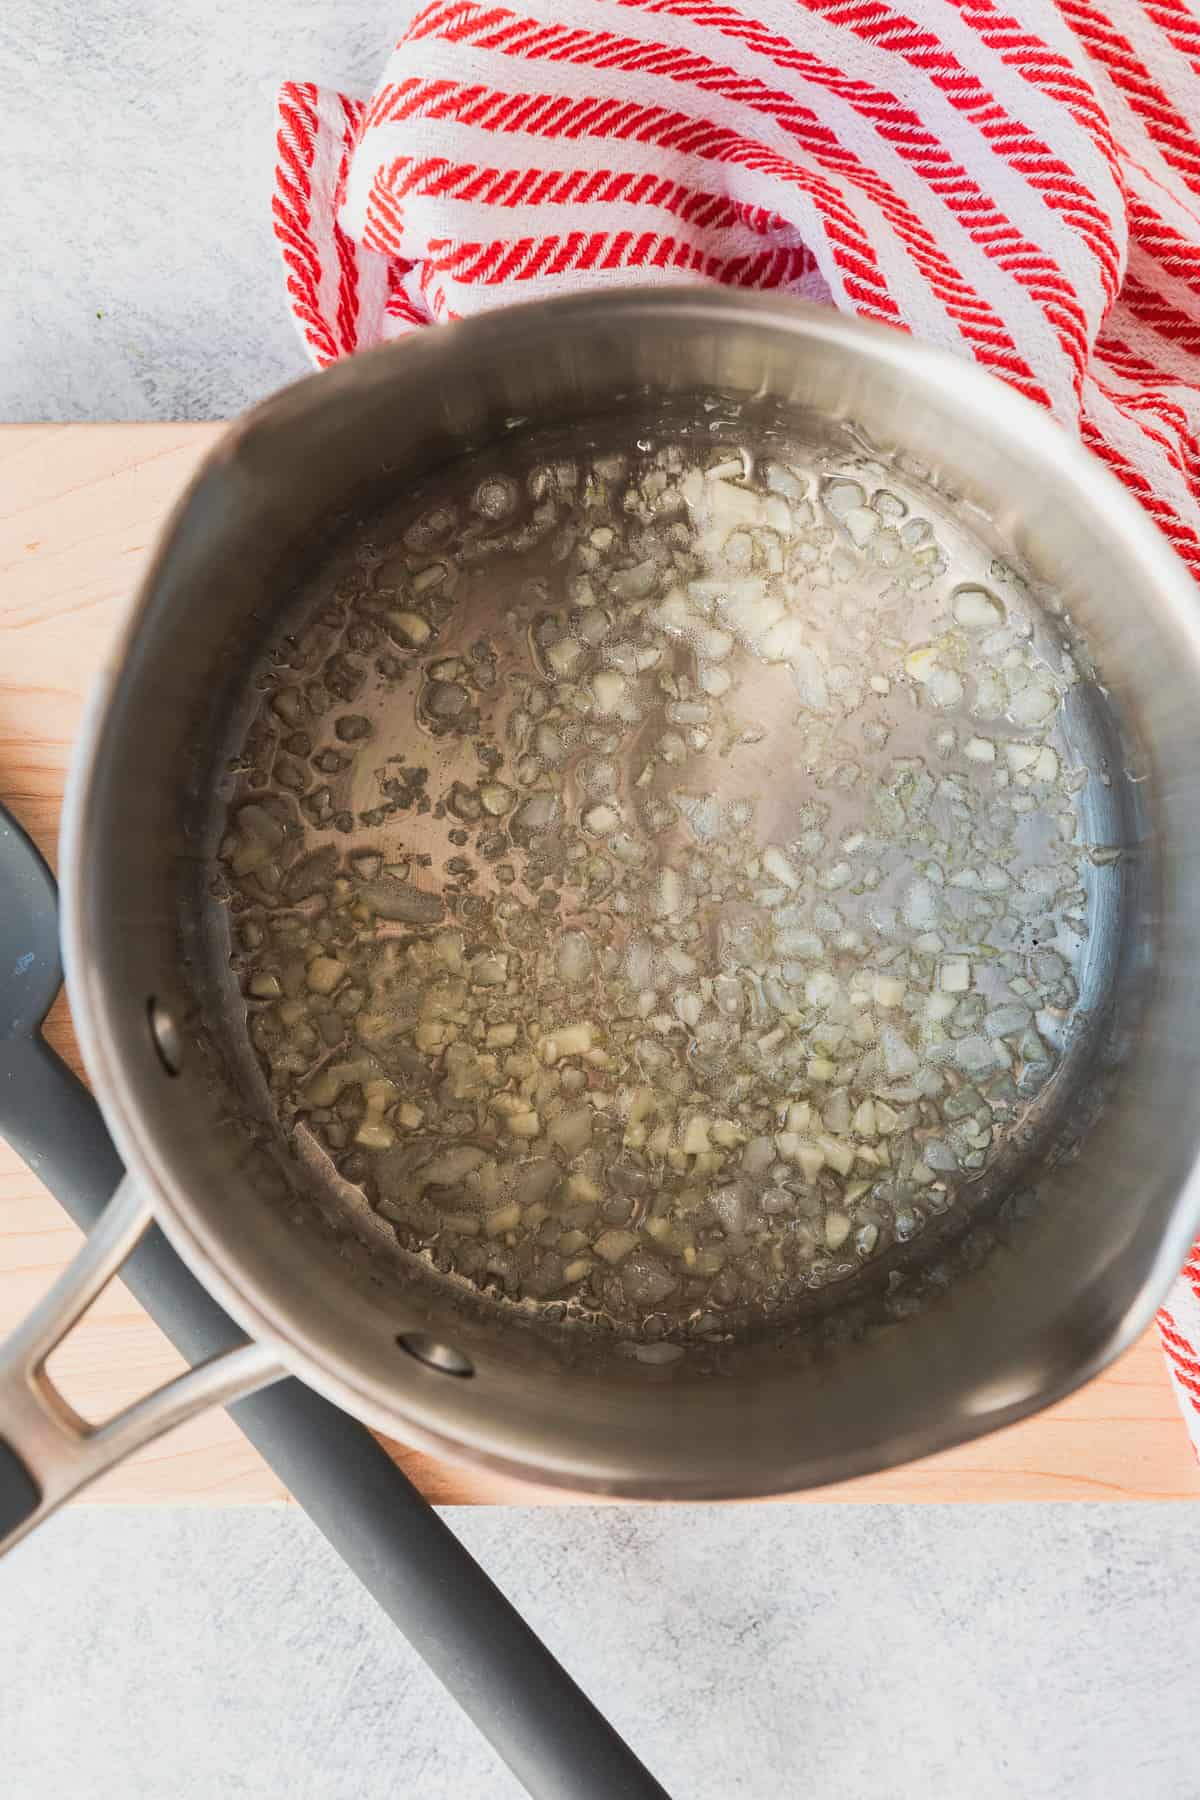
1, 1029, 671, 1799
0, 1032, 126, 1220
0, 1438, 40, 1543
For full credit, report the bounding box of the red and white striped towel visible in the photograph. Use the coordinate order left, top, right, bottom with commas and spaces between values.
273, 0, 1200, 1453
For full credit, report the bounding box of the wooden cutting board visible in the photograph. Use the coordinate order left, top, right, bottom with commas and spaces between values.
1, 421, 1196, 1505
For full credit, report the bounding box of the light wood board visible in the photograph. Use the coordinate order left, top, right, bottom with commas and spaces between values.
2, 421, 1197, 1505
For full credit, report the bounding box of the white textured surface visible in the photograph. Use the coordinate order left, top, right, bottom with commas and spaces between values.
3, 1504, 1200, 1797
1, 2, 396, 421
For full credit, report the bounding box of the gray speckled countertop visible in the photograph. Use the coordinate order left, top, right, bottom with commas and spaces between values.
4, 8, 1200, 1798
6, 1506, 1200, 1799
2, 2, 398, 421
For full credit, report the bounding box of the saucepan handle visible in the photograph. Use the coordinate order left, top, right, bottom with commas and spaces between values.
0, 1177, 284, 1552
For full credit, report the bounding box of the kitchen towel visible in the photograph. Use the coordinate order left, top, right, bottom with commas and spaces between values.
273, 0, 1200, 1453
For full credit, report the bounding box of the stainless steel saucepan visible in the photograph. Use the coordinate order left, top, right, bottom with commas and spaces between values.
3, 290, 1199, 1543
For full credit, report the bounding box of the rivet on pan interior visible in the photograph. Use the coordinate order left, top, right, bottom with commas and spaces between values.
396, 1332, 474, 1378
147, 997, 183, 1077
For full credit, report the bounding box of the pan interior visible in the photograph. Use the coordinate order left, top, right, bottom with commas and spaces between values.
191, 403, 1135, 1375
